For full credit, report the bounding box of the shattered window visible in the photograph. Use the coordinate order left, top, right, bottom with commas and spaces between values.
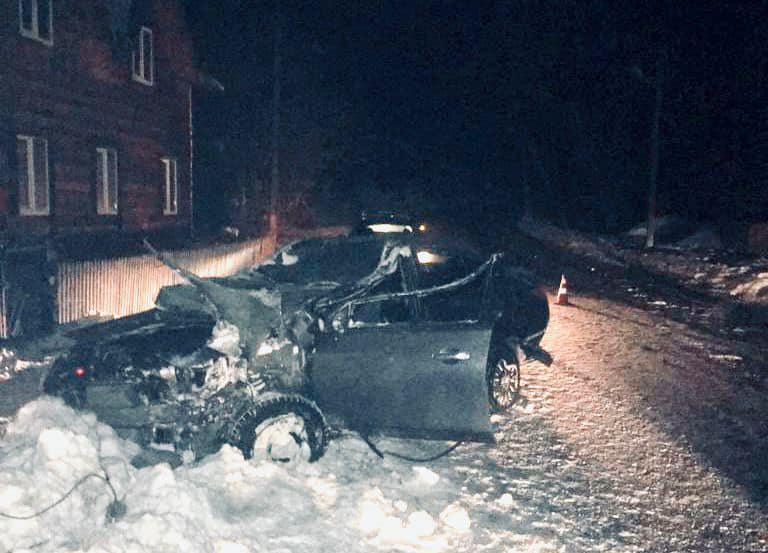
415, 250, 486, 322
259, 237, 387, 285
350, 274, 411, 326
415, 249, 479, 288
419, 283, 484, 323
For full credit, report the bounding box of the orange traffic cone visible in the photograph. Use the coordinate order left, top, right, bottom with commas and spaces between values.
555, 274, 569, 305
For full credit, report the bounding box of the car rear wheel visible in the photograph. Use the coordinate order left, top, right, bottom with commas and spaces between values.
229, 395, 328, 464
488, 353, 521, 411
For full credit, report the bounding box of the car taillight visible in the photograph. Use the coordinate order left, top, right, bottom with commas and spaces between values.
73, 366, 87, 378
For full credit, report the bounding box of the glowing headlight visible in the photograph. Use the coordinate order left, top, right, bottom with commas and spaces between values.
417, 250, 447, 264
368, 223, 413, 233
418, 223, 427, 232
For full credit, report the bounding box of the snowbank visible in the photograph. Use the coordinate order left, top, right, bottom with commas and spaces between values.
519, 218, 768, 310
0, 398, 475, 553
730, 272, 768, 303
517, 218, 624, 267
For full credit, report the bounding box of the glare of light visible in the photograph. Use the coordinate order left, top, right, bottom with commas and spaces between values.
74, 366, 86, 378
368, 223, 413, 233
418, 223, 427, 232
256, 341, 276, 356
406, 511, 438, 537
416, 250, 447, 264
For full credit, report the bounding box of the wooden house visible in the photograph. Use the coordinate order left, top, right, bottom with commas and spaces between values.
0, 0, 199, 335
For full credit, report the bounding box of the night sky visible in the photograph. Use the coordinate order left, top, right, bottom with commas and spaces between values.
184, 1, 768, 241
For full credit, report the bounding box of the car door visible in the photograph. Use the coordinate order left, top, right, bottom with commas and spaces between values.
311, 265, 494, 441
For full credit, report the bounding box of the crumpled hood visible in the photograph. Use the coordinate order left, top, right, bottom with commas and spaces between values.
153, 239, 414, 362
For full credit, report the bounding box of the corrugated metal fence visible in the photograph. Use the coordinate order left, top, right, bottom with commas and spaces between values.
56, 235, 277, 325
0, 285, 6, 338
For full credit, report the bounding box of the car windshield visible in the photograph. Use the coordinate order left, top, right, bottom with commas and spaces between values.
254, 236, 392, 285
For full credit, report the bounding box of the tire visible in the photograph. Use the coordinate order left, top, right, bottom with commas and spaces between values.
228, 395, 329, 464
487, 346, 521, 411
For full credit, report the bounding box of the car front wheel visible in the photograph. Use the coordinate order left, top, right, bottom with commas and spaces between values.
228, 395, 329, 464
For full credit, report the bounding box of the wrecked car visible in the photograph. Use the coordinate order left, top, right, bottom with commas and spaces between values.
43, 234, 551, 465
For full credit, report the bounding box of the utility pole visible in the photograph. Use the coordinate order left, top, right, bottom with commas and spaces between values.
645, 51, 665, 249
269, 1, 282, 238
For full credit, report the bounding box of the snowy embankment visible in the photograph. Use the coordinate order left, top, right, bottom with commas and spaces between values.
1, 398, 476, 553
518, 217, 768, 306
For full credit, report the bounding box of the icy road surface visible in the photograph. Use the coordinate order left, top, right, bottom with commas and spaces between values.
2, 292, 768, 552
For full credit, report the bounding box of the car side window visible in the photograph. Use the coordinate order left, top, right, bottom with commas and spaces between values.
349, 272, 412, 326
419, 280, 484, 323
415, 250, 486, 323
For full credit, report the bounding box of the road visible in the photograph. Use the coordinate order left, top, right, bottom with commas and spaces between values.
432, 290, 768, 552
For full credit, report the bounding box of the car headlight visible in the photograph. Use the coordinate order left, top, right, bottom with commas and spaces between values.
367, 223, 413, 233
416, 250, 447, 264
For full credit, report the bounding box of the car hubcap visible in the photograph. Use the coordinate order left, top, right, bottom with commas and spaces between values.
491, 358, 520, 410
251, 414, 311, 464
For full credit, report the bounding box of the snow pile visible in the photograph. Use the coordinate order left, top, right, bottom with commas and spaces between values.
517, 218, 624, 267
520, 218, 768, 310
626, 215, 693, 243
1, 398, 480, 553
730, 272, 768, 303
675, 228, 722, 250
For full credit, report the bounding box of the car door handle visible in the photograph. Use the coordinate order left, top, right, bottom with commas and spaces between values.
433, 348, 471, 364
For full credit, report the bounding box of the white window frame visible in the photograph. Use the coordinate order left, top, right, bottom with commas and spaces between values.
96, 147, 119, 215
132, 26, 154, 85
162, 158, 178, 215
17, 135, 50, 216
18, 0, 53, 46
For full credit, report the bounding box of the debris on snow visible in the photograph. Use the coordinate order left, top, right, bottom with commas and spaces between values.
0, 348, 49, 383
730, 272, 768, 303
207, 320, 242, 358
708, 354, 743, 363
247, 287, 281, 308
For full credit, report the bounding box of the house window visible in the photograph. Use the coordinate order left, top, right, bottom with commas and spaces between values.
132, 26, 154, 85
19, 0, 53, 45
16, 135, 50, 216
96, 148, 118, 215
162, 158, 178, 215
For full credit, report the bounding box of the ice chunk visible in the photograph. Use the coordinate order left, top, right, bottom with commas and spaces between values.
439, 503, 471, 532
407, 511, 437, 537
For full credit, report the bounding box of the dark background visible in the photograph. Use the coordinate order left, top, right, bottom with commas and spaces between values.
184, 1, 768, 242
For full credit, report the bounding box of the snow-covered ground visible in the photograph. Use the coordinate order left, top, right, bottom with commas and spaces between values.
0, 393, 634, 553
